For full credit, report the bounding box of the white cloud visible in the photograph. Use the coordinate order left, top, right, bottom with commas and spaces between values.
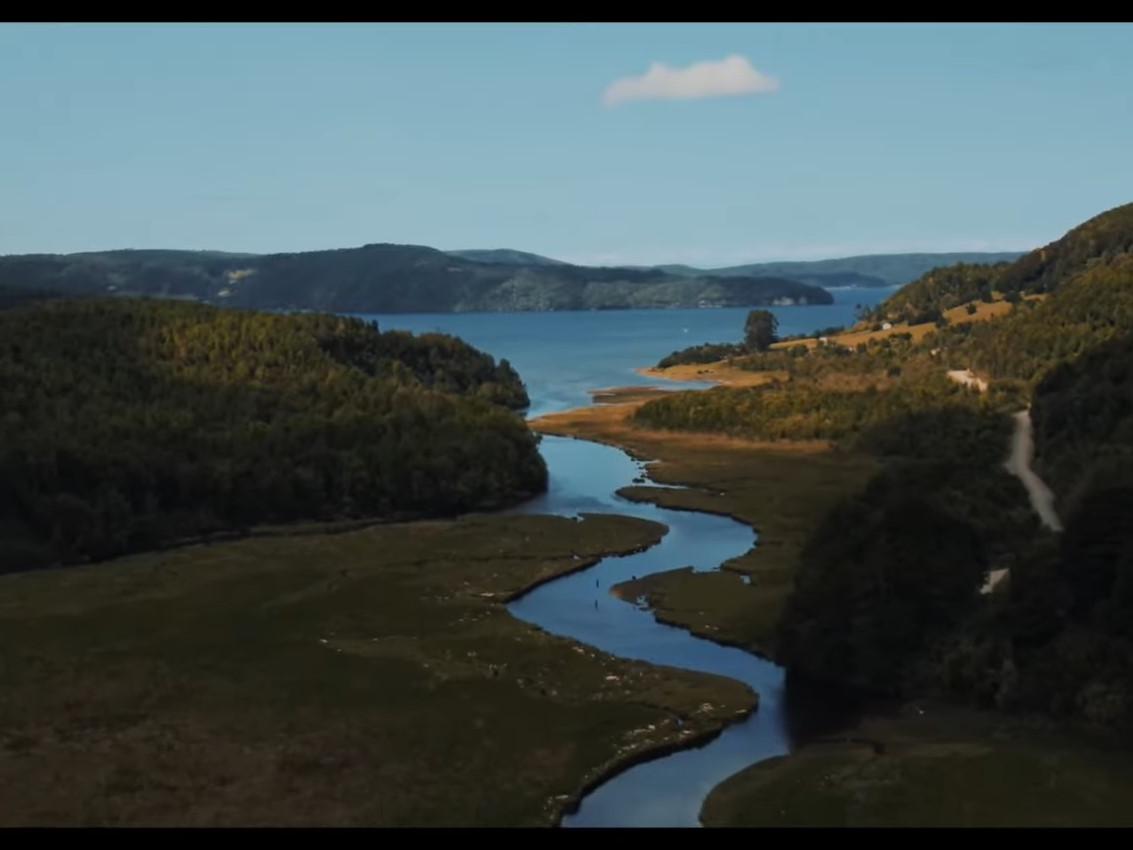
601, 55, 779, 107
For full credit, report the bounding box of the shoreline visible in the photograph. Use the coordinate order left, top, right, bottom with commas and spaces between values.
553, 699, 758, 826
635, 362, 787, 388
523, 359, 877, 758
520, 367, 864, 824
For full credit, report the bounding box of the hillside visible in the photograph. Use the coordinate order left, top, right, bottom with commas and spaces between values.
0, 298, 546, 572
655, 252, 1024, 286
0, 244, 1039, 312
631, 199, 1133, 736
447, 248, 568, 266
1031, 332, 1133, 507
871, 262, 1014, 324
0, 244, 832, 313
939, 254, 1133, 386
998, 202, 1133, 294
875, 202, 1133, 323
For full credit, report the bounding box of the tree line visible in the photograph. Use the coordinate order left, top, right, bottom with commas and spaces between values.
628, 209, 1133, 738
0, 298, 546, 572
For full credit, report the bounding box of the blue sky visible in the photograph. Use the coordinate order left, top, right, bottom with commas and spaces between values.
2, 23, 1131, 265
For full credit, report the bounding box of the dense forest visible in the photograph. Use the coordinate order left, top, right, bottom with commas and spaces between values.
638, 340, 1014, 443
447, 248, 568, 267
0, 298, 546, 573
929, 333, 1133, 733
869, 262, 1011, 324
636, 373, 986, 442
870, 201, 1133, 323
996, 201, 1133, 295
631, 201, 1133, 738
940, 255, 1133, 385
0, 244, 832, 313
1030, 332, 1133, 510
777, 218, 1133, 736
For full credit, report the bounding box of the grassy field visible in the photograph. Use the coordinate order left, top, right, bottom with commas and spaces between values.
702, 702, 1133, 827
768, 293, 1048, 352
0, 513, 756, 826
531, 403, 876, 655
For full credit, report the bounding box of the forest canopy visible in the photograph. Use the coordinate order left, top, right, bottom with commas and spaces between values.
0, 298, 547, 572
629, 199, 1133, 736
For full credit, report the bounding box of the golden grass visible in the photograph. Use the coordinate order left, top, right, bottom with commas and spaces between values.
773, 316, 935, 350
771, 294, 1047, 352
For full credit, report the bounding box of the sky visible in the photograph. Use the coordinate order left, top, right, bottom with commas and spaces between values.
2, 22, 1132, 266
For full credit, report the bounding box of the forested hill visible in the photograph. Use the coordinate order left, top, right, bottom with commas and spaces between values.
654, 252, 1024, 287
446, 248, 568, 266
875, 202, 1133, 323
0, 298, 546, 573
0, 244, 832, 313
631, 199, 1133, 734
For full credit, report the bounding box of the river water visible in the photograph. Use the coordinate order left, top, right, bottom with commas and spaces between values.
506, 435, 788, 827
366, 289, 890, 826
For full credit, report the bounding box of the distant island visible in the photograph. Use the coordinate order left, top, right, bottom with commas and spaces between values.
0, 244, 834, 314
451, 247, 1026, 289
629, 251, 1025, 289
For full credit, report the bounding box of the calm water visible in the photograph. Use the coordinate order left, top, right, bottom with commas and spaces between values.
361, 287, 894, 417
363, 291, 888, 826
506, 436, 788, 827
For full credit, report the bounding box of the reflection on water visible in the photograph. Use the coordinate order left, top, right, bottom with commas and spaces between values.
506, 436, 851, 827
359, 288, 895, 418
360, 300, 890, 826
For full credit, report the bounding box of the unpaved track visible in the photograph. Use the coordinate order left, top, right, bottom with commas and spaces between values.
1005, 409, 1063, 532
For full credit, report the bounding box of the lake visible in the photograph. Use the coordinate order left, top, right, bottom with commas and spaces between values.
359, 286, 896, 417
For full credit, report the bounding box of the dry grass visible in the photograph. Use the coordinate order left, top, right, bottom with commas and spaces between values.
772, 294, 1046, 351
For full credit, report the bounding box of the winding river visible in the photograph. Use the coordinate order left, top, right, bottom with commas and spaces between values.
506, 435, 792, 827
369, 293, 894, 827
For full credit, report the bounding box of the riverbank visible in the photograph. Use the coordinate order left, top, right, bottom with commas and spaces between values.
530, 401, 876, 656
533, 360, 1133, 828
0, 513, 755, 826
636, 363, 787, 388
701, 700, 1133, 827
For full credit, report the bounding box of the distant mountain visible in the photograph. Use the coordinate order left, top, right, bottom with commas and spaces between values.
447, 248, 568, 267
652, 264, 709, 277
655, 252, 1025, 287
0, 244, 832, 313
